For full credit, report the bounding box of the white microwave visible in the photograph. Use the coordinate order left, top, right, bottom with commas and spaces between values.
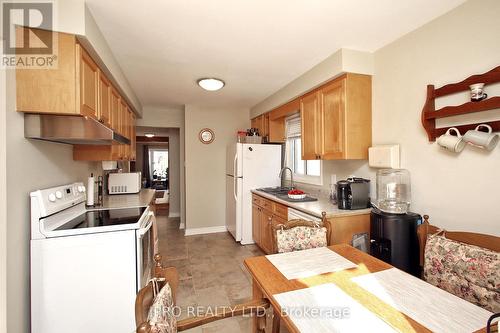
108, 172, 141, 194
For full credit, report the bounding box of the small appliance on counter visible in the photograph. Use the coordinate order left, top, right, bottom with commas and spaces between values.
370, 208, 422, 276
108, 172, 141, 194
337, 177, 371, 210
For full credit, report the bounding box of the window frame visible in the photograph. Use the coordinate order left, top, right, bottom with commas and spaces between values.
284, 116, 323, 186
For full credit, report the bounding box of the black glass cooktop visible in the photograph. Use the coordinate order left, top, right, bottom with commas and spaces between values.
56, 207, 147, 230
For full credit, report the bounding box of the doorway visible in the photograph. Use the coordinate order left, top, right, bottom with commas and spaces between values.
132, 126, 181, 219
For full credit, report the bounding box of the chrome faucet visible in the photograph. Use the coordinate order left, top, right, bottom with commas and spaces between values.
279, 167, 294, 189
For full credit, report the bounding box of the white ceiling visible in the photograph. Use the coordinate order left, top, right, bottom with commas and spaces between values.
86, 0, 466, 109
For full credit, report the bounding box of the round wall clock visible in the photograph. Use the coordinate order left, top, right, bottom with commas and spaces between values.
199, 128, 215, 144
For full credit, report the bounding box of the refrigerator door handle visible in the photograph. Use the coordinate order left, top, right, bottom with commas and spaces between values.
233, 176, 238, 201
233, 153, 238, 177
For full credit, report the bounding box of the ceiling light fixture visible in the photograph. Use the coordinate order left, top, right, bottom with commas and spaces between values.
145, 133, 155, 138
197, 78, 225, 91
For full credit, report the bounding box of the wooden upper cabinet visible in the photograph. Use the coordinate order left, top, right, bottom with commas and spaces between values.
110, 87, 121, 132
320, 79, 345, 159
120, 100, 128, 137
98, 72, 112, 127
78, 45, 99, 119
300, 91, 321, 160
300, 74, 371, 160
130, 113, 137, 161
16, 30, 78, 114
250, 113, 270, 139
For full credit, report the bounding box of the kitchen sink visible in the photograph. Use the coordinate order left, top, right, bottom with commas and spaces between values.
256, 187, 318, 202
256, 186, 293, 195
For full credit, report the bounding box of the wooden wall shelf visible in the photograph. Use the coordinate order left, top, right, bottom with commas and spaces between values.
421, 66, 500, 141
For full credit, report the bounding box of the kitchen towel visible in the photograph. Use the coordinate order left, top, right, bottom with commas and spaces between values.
273, 283, 397, 333
266, 247, 357, 280
352, 268, 493, 333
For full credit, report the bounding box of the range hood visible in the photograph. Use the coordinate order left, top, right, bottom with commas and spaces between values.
24, 114, 130, 145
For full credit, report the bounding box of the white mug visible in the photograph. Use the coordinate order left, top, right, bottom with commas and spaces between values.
437, 127, 466, 153
469, 83, 487, 102
463, 124, 499, 151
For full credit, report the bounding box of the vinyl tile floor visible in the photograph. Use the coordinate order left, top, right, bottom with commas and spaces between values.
156, 215, 288, 333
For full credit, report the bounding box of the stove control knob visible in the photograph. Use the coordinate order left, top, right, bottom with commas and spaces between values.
77, 186, 85, 193
55, 191, 63, 199
48, 193, 56, 202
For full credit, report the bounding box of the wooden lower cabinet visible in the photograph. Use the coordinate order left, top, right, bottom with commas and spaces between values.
328, 214, 370, 245
252, 205, 261, 246
252, 194, 289, 254
252, 193, 370, 254
260, 209, 274, 254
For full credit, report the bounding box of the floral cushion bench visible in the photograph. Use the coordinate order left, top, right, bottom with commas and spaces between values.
418, 215, 500, 313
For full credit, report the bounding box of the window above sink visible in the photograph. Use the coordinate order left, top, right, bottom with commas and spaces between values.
285, 115, 323, 186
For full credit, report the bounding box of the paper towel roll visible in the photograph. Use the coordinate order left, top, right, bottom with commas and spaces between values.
87, 173, 95, 206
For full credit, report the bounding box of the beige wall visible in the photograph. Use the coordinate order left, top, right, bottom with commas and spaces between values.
5, 70, 99, 332
372, 0, 500, 235
0, 66, 7, 333
184, 105, 249, 231
136, 106, 186, 226
250, 48, 374, 117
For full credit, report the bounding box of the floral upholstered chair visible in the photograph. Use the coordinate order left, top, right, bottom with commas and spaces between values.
417, 215, 500, 313
272, 211, 331, 254
135, 255, 269, 333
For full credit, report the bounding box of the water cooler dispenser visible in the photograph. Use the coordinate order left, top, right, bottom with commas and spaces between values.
370, 169, 422, 276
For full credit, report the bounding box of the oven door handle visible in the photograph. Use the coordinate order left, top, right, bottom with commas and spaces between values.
137, 213, 154, 236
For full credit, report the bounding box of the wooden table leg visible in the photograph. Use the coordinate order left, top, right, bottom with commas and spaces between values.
252, 278, 266, 333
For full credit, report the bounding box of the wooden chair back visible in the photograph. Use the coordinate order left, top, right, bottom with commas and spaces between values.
135, 254, 179, 329
272, 211, 331, 254
417, 215, 500, 269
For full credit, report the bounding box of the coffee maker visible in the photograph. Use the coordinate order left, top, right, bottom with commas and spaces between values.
337, 177, 371, 210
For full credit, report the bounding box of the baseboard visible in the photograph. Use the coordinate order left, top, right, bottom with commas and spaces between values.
184, 225, 227, 236
168, 212, 180, 218
179, 222, 185, 230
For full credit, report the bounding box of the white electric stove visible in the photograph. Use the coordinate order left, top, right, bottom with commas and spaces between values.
30, 182, 156, 333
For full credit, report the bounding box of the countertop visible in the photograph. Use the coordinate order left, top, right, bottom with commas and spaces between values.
251, 189, 372, 218
99, 188, 156, 210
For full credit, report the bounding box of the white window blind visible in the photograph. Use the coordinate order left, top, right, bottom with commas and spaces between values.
285, 114, 301, 138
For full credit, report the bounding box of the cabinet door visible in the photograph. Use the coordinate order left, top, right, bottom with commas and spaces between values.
260, 209, 274, 254
98, 72, 111, 127
300, 91, 320, 160
78, 45, 99, 119
130, 113, 137, 161
252, 205, 261, 245
119, 100, 128, 136
263, 113, 270, 138
110, 88, 121, 132
320, 79, 345, 159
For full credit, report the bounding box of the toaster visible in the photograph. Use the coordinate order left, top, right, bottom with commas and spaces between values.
337, 177, 371, 210
108, 172, 141, 194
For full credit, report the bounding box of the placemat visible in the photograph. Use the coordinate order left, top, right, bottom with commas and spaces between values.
266, 247, 357, 280
352, 268, 493, 333
274, 283, 397, 333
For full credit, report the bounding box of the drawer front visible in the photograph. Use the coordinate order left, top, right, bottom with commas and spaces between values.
252, 194, 262, 207
273, 203, 288, 219
261, 198, 273, 211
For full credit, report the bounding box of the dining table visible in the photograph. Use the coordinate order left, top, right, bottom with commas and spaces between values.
244, 244, 491, 333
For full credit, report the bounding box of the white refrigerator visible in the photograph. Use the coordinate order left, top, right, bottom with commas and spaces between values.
226, 143, 282, 244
